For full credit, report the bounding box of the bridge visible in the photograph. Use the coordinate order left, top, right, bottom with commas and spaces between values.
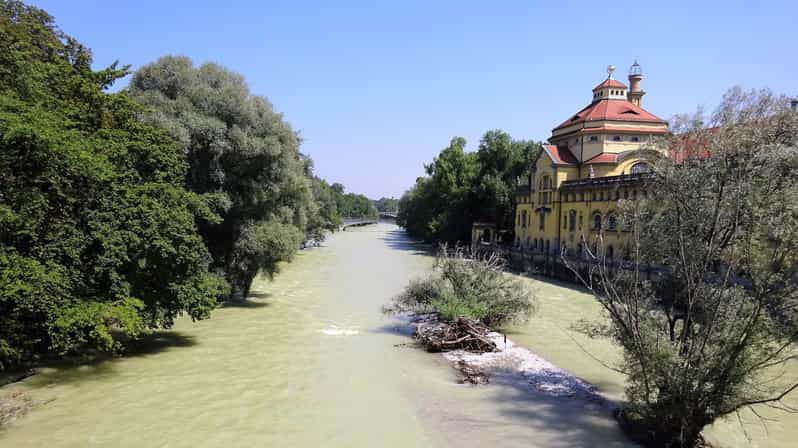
340, 213, 397, 230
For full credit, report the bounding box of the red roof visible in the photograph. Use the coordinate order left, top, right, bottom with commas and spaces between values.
670, 128, 716, 163
593, 78, 627, 91
584, 153, 619, 164
542, 144, 578, 165
554, 99, 666, 132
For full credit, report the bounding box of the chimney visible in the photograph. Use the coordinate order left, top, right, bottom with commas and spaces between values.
627, 60, 645, 107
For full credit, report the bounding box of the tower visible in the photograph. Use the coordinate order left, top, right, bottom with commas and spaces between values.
627, 60, 645, 107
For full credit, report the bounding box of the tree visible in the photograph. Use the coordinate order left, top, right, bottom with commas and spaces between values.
332, 184, 378, 219
0, 1, 224, 368
573, 88, 798, 447
372, 197, 399, 214
398, 137, 479, 242
397, 132, 540, 243
474, 131, 539, 230
129, 56, 316, 298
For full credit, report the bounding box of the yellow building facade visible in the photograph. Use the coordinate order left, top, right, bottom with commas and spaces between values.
514, 62, 669, 259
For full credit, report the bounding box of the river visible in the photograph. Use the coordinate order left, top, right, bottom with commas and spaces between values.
0, 223, 792, 447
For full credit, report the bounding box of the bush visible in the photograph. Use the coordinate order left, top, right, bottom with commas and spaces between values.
385, 246, 535, 327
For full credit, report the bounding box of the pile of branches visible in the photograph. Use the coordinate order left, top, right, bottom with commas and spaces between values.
414, 316, 497, 353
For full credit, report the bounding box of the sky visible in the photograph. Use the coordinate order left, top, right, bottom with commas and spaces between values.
28, 0, 798, 198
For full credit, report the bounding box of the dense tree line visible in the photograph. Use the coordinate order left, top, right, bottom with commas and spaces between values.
0, 1, 365, 370
397, 131, 540, 243
329, 183, 378, 219
372, 197, 399, 213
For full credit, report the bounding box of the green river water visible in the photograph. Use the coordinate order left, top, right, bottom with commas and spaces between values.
0, 223, 794, 447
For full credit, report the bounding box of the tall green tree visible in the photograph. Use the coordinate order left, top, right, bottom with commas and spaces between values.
474, 131, 539, 230
129, 56, 315, 297
397, 132, 540, 243
0, 1, 224, 368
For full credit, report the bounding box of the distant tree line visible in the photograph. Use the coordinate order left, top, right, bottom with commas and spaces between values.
372, 197, 399, 213
329, 183, 378, 219
397, 131, 540, 243
0, 1, 369, 370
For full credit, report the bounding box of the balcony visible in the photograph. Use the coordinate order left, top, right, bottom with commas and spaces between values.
560, 173, 654, 190
515, 185, 532, 195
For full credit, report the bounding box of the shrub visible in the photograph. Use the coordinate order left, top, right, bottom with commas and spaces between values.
385, 246, 535, 327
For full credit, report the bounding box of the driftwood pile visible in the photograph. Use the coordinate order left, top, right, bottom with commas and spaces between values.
414, 316, 497, 353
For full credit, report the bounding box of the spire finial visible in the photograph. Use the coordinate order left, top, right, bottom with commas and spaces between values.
607, 64, 616, 79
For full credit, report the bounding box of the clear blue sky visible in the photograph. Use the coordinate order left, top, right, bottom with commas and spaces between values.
29, 0, 797, 198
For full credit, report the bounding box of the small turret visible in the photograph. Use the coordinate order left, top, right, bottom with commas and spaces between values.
627, 60, 645, 107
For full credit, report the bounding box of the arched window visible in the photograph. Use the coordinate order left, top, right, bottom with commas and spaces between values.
607, 214, 618, 231
631, 163, 651, 174
592, 213, 602, 231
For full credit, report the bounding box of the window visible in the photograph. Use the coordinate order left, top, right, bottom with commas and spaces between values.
613, 135, 621, 141
539, 211, 545, 230
631, 163, 651, 174
521, 210, 527, 228
615, 191, 621, 200
538, 175, 552, 205
631, 136, 640, 142
592, 213, 602, 230
607, 245, 615, 259
569, 210, 576, 231
608, 214, 618, 231
624, 190, 629, 199
589, 136, 598, 142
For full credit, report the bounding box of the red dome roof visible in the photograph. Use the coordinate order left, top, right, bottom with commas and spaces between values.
553, 98, 666, 132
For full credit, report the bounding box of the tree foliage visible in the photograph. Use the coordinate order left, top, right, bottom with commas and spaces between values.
574, 88, 798, 447
372, 197, 399, 213
128, 56, 332, 297
0, 1, 224, 368
397, 132, 540, 243
329, 183, 378, 219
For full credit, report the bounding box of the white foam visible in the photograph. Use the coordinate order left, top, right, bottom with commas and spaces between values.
319, 326, 359, 336
442, 331, 600, 399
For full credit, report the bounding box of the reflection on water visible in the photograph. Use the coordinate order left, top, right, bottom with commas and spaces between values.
6, 223, 788, 447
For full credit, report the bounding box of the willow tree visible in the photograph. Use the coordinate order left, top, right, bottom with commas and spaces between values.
129, 57, 316, 298
575, 88, 798, 447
